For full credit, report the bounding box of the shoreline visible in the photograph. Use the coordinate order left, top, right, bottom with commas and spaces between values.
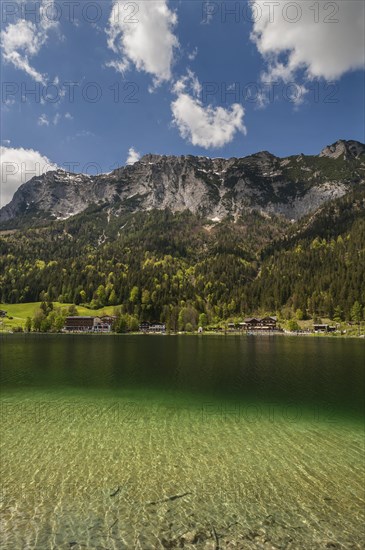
1, 330, 364, 339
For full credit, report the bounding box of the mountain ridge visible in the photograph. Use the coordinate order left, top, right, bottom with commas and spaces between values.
1, 139, 364, 226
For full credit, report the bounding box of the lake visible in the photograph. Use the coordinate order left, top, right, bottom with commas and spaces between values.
0, 334, 364, 549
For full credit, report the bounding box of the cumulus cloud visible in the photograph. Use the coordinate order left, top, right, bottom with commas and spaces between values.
250, 0, 365, 82
126, 147, 141, 165
171, 72, 246, 149
1, 0, 58, 84
107, 0, 179, 86
0, 146, 57, 207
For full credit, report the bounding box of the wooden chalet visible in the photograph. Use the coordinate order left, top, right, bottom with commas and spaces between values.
243, 317, 261, 329
260, 316, 278, 329
313, 324, 336, 333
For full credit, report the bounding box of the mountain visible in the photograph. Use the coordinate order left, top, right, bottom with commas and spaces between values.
319, 139, 365, 160
0, 140, 364, 324
1, 140, 364, 225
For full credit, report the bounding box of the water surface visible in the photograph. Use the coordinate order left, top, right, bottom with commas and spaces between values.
1, 334, 364, 549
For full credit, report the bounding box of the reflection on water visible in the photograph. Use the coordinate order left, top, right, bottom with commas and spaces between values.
0, 335, 364, 548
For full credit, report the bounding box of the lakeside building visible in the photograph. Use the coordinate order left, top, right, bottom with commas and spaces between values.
242, 317, 278, 331
64, 316, 116, 333
139, 322, 166, 333
313, 324, 337, 333
94, 316, 116, 333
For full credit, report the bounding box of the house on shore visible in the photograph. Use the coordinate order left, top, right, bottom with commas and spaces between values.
64, 316, 115, 333
94, 316, 116, 333
313, 324, 336, 333
65, 316, 94, 332
242, 316, 278, 331
139, 321, 166, 333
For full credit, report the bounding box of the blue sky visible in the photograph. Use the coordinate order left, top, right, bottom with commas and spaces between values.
1, 1, 364, 205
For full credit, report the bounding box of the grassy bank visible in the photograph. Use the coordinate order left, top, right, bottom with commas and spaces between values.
0, 302, 116, 331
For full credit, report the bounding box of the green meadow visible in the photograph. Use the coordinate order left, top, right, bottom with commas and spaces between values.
0, 303, 116, 331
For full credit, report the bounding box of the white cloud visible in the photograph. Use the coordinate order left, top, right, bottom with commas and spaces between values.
1, 0, 59, 84
172, 69, 202, 96
38, 112, 70, 126
250, 0, 365, 82
0, 146, 57, 207
126, 147, 141, 165
38, 114, 50, 126
171, 72, 246, 149
187, 47, 198, 61
172, 95, 246, 148
107, 0, 179, 86
1, 20, 47, 83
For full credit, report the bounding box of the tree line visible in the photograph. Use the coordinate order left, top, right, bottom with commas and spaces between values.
1, 202, 364, 326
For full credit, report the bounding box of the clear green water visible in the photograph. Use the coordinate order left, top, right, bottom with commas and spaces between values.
0, 334, 364, 549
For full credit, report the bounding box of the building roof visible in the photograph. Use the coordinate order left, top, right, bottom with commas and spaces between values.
66, 316, 95, 320
262, 316, 277, 321
243, 316, 277, 323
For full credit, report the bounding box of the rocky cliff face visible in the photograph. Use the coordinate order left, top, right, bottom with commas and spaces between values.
319, 139, 365, 160
1, 140, 364, 225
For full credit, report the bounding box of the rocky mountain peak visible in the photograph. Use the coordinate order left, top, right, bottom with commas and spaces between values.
139, 154, 164, 164
319, 140, 365, 160
250, 151, 276, 160
1, 141, 364, 226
